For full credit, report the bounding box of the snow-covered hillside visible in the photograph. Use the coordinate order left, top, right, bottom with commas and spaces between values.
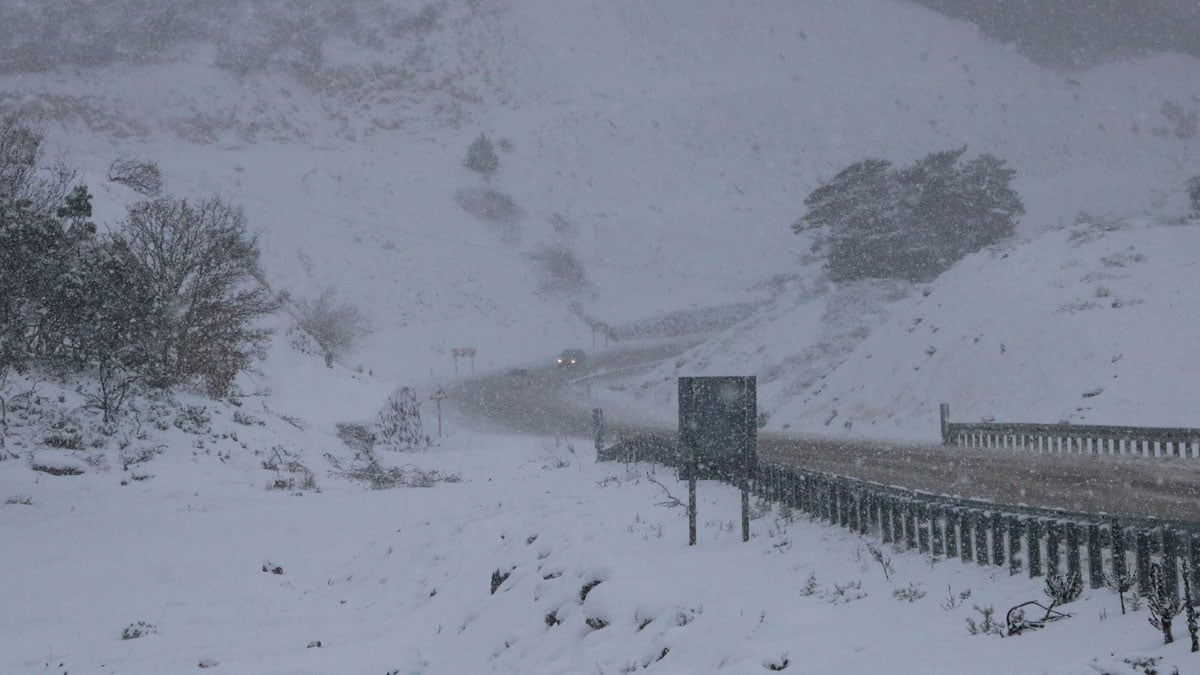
3, 0, 1198, 395
607, 215, 1200, 442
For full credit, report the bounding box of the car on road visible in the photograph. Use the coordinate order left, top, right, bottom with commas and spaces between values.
555, 349, 586, 368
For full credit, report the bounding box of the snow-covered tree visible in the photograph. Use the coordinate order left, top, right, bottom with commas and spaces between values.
794, 147, 1023, 282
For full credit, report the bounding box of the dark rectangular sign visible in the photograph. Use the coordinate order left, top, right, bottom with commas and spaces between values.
677, 376, 757, 482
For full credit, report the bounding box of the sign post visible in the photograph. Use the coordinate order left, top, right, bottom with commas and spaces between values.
430, 388, 447, 438
678, 376, 757, 545
451, 347, 477, 374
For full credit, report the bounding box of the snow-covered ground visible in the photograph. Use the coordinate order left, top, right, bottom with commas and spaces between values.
0, 399, 1189, 674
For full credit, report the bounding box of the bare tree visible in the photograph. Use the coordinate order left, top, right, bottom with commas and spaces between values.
0, 115, 77, 217
122, 197, 277, 395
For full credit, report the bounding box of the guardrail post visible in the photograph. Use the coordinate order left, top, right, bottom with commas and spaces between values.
991, 512, 1005, 568
880, 496, 893, 543
1189, 533, 1200, 597
931, 506, 945, 557
1087, 523, 1103, 588
1110, 520, 1127, 586
1026, 517, 1042, 577
905, 501, 919, 550
960, 510, 973, 563
847, 483, 860, 533
1135, 530, 1152, 593
1046, 520, 1061, 576
974, 511, 989, 566
917, 503, 930, 554
946, 508, 960, 559
1163, 529, 1180, 600
858, 489, 870, 536
1065, 521, 1082, 581
1008, 516, 1022, 576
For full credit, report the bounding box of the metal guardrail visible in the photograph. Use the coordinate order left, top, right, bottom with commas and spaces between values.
940, 403, 1200, 458
598, 430, 1200, 602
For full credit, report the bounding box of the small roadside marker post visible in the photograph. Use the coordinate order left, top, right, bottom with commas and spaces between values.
430, 388, 447, 438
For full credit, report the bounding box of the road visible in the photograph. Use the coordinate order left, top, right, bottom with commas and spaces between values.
444, 341, 1200, 522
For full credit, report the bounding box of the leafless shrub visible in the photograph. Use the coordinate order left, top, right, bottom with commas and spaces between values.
107, 156, 162, 196
324, 452, 459, 490
893, 583, 926, 602
295, 288, 372, 365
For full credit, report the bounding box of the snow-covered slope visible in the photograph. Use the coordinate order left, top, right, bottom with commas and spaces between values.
3, 0, 1198, 394
606, 216, 1200, 441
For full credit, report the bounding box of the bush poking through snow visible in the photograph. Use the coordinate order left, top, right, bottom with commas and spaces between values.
893, 583, 926, 602
941, 586, 971, 610
1044, 572, 1083, 607
966, 605, 1004, 636
325, 451, 459, 489
121, 621, 157, 640
764, 654, 790, 671
336, 422, 376, 454
580, 579, 603, 602
490, 568, 511, 595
